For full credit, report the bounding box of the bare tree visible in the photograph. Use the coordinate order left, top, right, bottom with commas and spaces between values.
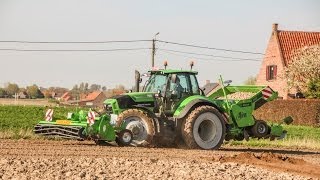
90, 84, 101, 91
244, 76, 256, 85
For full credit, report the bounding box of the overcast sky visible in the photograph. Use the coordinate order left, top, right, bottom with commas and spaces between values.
0, 0, 319, 89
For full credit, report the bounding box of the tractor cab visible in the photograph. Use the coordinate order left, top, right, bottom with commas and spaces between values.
140, 69, 201, 115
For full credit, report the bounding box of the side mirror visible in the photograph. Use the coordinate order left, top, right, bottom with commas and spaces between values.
223, 80, 232, 84
171, 74, 177, 83
223, 80, 232, 87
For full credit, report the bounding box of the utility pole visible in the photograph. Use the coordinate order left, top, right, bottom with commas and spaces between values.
151, 32, 159, 68
151, 39, 155, 68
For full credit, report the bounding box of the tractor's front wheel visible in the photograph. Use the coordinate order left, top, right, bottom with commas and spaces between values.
181, 106, 226, 150
78, 127, 87, 141
116, 129, 133, 146
117, 109, 155, 147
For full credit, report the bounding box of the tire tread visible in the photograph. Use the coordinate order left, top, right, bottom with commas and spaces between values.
117, 109, 155, 146
181, 105, 226, 149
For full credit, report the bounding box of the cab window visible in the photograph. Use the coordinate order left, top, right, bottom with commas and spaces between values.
169, 74, 190, 93
190, 74, 200, 95
144, 74, 167, 92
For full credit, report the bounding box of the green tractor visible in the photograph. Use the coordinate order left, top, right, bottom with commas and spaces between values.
91, 66, 291, 149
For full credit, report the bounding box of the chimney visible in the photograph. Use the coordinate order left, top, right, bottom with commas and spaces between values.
205, 80, 210, 85
272, 23, 278, 32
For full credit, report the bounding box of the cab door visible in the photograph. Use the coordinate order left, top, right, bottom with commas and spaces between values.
164, 73, 193, 115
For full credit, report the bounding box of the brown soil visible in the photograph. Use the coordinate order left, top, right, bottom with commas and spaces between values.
220, 152, 320, 178
0, 139, 319, 179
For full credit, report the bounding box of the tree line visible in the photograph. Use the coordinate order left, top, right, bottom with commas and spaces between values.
0, 82, 125, 99
0, 83, 44, 99
71, 82, 107, 94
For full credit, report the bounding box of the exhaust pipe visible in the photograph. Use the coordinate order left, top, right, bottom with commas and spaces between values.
135, 70, 140, 92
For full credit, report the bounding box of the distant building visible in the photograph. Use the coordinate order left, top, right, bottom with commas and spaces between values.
70, 91, 107, 108
60, 92, 73, 101
18, 91, 29, 99
52, 90, 68, 100
256, 23, 320, 99
104, 88, 126, 98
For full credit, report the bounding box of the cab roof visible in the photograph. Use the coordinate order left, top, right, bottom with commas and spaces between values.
149, 69, 198, 75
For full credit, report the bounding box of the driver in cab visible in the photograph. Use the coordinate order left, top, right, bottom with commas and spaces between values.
170, 76, 184, 99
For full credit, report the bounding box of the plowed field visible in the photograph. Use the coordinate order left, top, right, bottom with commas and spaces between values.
0, 139, 319, 179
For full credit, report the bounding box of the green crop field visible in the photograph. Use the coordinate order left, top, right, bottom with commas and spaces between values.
0, 105, 85, 139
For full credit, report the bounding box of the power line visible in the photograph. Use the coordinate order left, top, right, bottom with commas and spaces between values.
158, 48, 261, 61
159, 50, 260, 62
0, 38, 264, 55
0, 47, 150, 52
157, 40, 264, 55
0, 40, 152, 44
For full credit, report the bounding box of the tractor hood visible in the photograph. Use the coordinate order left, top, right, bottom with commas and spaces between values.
126, 92, 155, 103
104, 92, 156, 111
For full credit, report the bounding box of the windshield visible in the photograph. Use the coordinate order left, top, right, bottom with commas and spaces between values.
143, 74, 167, 92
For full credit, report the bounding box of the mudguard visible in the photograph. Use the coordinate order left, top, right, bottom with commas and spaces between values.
173, 95, 221, 119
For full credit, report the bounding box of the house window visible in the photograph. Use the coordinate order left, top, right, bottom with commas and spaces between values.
266, 65, 277, 80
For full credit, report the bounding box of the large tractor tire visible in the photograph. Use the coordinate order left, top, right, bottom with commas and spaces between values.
181, 106, 226, 150
117, 109, 155, 147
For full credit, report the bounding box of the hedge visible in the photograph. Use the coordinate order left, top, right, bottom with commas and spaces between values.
254, 99, 320, 126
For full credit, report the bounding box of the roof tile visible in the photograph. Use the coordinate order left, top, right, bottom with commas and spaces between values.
277, 30, 320, 65
83, 91, 102, 101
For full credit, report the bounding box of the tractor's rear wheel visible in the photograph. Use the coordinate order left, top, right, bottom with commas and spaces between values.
181, 106, 226, 150
117, 109, 155, 147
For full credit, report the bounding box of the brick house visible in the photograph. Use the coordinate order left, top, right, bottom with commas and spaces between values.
256, 23, 320, 99
71, 91, 107, 108
52, 90, 68, 100
60, 92, 73, 101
